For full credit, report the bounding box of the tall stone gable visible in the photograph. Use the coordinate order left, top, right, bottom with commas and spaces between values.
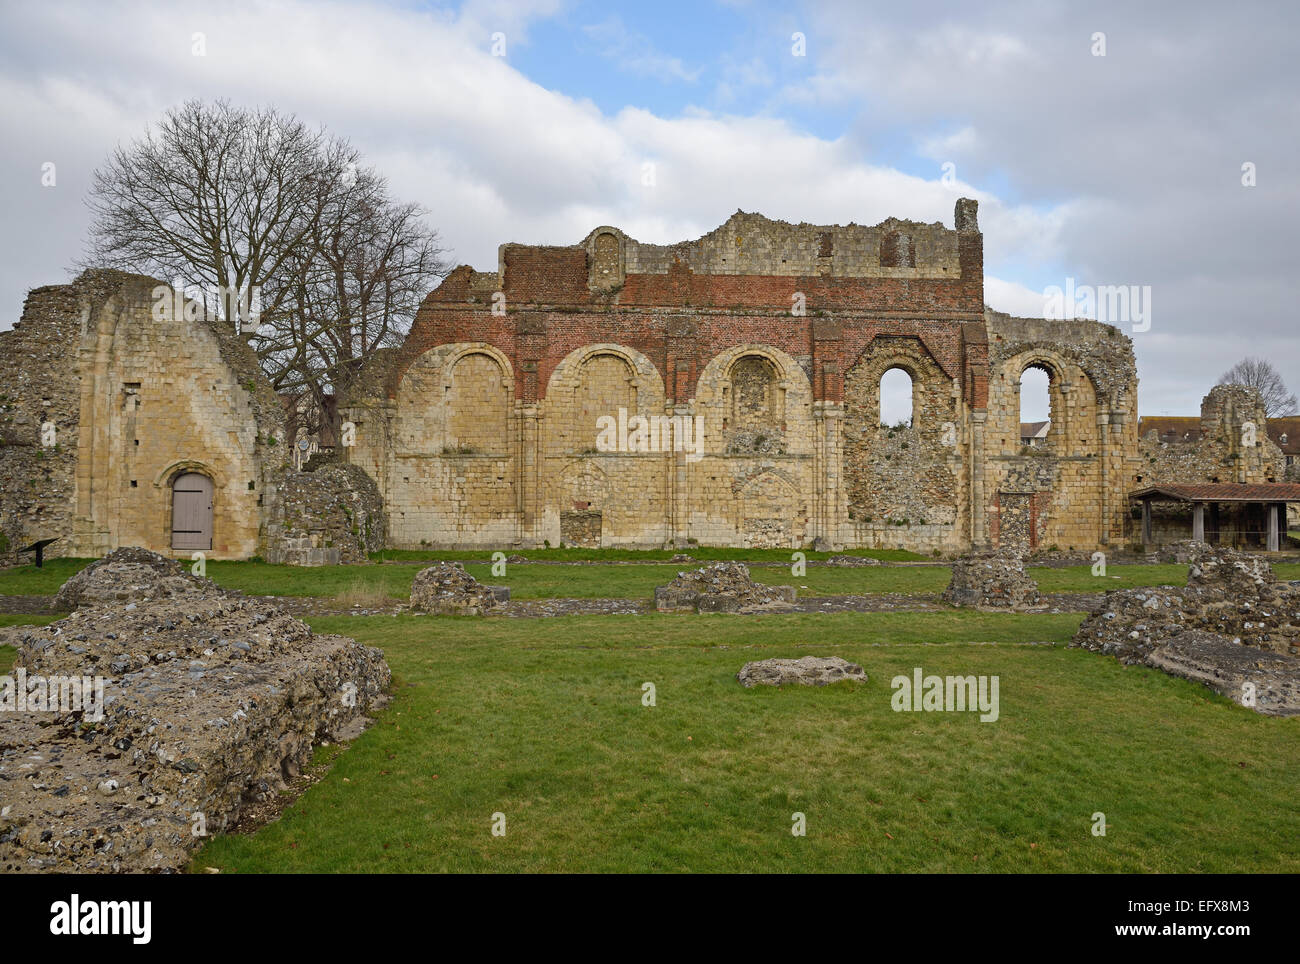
0, 270, 287, 560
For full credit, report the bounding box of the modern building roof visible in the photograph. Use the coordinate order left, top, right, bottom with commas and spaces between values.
1130, 483, 1300, 502
1138, 415, 1203, 441
1266, 416, 1300, 455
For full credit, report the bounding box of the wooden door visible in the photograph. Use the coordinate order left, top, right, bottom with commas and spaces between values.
171, 473, 213, 550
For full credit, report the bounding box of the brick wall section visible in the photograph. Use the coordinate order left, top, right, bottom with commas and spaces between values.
394, 307, 978, 407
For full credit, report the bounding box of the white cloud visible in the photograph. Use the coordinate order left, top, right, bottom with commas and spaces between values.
0, 0, 1064, 309
2, 0, 1293, 416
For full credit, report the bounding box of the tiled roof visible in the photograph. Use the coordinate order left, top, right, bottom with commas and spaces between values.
1138, 416, 1202, 440
1266, 416, 1300, 455
1130, 483, 1300, 502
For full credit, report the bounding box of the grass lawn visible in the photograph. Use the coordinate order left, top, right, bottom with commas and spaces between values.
372, 546, 929, 563
2, 558, 1298, 602
192, 610, 1300, 873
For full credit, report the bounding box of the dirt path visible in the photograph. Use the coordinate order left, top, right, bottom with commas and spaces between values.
1, 590, 1105, 620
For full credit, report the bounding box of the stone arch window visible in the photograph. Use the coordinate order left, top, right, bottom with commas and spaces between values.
1018, 364, 1052, 448
880, 231, 916, 268
879, 366, 914, 428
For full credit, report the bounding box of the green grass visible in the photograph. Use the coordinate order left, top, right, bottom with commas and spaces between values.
0, 558, 1296, 603
372, 546, 928, 563
192, 610, 1300, 874
0, 558, 91, 594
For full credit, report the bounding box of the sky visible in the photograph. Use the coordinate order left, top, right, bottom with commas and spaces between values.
0, 0, 1295, 420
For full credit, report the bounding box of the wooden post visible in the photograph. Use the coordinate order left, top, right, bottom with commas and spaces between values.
1267, 502, 1280, 552
1192, 502, 1205, 542
1141, 497, 1152, 547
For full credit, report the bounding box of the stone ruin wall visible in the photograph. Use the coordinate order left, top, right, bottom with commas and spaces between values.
265, 460, 387, 565
1139, 385, 1284, 487
0, 280, 84, 561
341, 200, 1136, 556
983, 311, 1138, 553
0, 200, 1155, 561
1137, 385, 1287, 545
0, 270, 288, 561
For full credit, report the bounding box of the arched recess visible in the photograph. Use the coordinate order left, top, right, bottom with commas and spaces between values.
695, 344, 813, 457
997, 349, 1101, 456
543, 343, 666, 457
392, 342, 514, 455
446, 350, 511, 454
585, 227, 627, 292
992, 350, 1107, 552
843, 336, 960, 527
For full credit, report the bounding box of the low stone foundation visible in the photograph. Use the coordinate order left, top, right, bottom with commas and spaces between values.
736, 656, 867, 687
0, 549, 390, 872
654, 562, 795, 613
409, 562, 509, 615
1071, 545, 1300, 715
941, 550, 1041, 609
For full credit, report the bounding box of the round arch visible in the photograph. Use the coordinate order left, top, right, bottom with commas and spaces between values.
695, 344, 814, 457
544, 342, 666, 403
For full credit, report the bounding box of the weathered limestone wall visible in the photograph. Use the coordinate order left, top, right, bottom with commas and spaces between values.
0, 270, 286, 561
1138, 385, 1284, 487
983, 311, 1138, 553
346, 202, 998, 552
1, 201, 1153, 560
613, 210, 964, 279
841, 334, 967, 552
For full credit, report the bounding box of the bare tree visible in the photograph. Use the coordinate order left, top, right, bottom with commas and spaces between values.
259, 165, 448, 438
1217, 357, 1298, 417
84, 99, 342, 331
84, 99, 448, 440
